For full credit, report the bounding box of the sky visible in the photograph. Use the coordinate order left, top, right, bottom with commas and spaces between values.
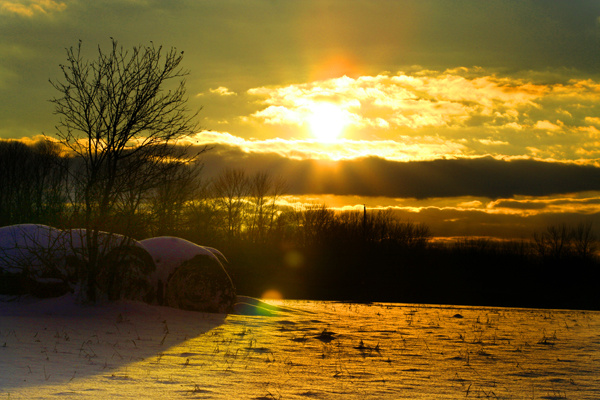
2, 0, 600, 239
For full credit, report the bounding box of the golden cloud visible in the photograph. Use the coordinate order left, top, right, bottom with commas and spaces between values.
209, 86, 237, 96
186, 131, 467, 161
457, 200, 484, 208
585, 116, 600, 126
286, 193, 600, 221
247, 70, 550, 132
243, 69, 600, 151
0, 0, 66, 16
534, 120, 562, 131
195, 68, 600, 164
478, 139, 509, 146
488, 195, 600, 216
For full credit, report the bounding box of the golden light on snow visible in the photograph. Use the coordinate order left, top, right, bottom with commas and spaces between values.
1, 298, 599, 398
307, 103, 348, 142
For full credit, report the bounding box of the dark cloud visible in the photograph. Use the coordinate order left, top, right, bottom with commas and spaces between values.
491, 201, 549, 211
199, 145, 600, 199
492, 198, 600, 210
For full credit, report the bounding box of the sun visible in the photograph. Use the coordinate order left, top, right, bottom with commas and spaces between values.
307, 103, 348, 142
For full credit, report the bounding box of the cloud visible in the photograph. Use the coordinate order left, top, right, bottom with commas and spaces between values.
534, 120, 562, 131
489, 197, 600, 212
247, 71, 548, 132
209, 86, 237, 96
236, 69, 600, 163
585, 116, 600, 125
186, 131, 468, 162
489, 200, 549, 211
192, 138, 600, 200
478, 139, 509, 145
457, 200, 484, 208
0, 0, 66, 16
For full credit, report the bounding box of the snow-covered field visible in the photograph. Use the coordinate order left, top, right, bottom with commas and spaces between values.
1, 296, 599, 399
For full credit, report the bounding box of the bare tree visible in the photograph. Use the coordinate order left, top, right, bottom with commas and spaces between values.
185, 180, 221, 244
211, 168, 249, 241
533, 223, 572, 261
0, 141, 34, 225
247, 171, 271, 243
389, 219, 431, 248
49, 39, 203, 301
150, 160, 203, 237
320, 208, 431, 248
266, 175, 290, 239
29, 140, 70, 227
571, 220, 598, 260
0, 140, 68, 227
299, 204, 336, 247
532, 229, 548, 260
546, 223, 571, 260
246, 172, 289, 244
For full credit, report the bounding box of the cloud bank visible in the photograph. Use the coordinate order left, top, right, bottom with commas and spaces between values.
197, 142, 600, 200
243, 70, 600, 163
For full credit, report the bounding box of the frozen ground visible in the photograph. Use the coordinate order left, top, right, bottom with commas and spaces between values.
1, 295, 599, 399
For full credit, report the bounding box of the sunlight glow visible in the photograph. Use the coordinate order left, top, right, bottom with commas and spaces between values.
261, 289, 283, 300
188, 131, 469, 162
307, 103, 348, 142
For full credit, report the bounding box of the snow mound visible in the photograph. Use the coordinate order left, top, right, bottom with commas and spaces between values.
139, 236, 218, 289
164, 253, 236, 313
0, 224, 155, 301
1, 227, 237, 314
0, 224, 66, 275
139, 236, 236, 313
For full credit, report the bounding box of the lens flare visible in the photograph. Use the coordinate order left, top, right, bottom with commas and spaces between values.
261, 289, 283, 300
284, 250, 304, 268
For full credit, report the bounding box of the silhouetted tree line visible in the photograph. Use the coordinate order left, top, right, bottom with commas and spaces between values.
0, 140, 69, 227
1, 140, 599, 309
421, 224, 599, 310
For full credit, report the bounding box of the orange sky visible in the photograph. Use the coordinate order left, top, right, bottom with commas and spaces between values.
2, 0, 600, 238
